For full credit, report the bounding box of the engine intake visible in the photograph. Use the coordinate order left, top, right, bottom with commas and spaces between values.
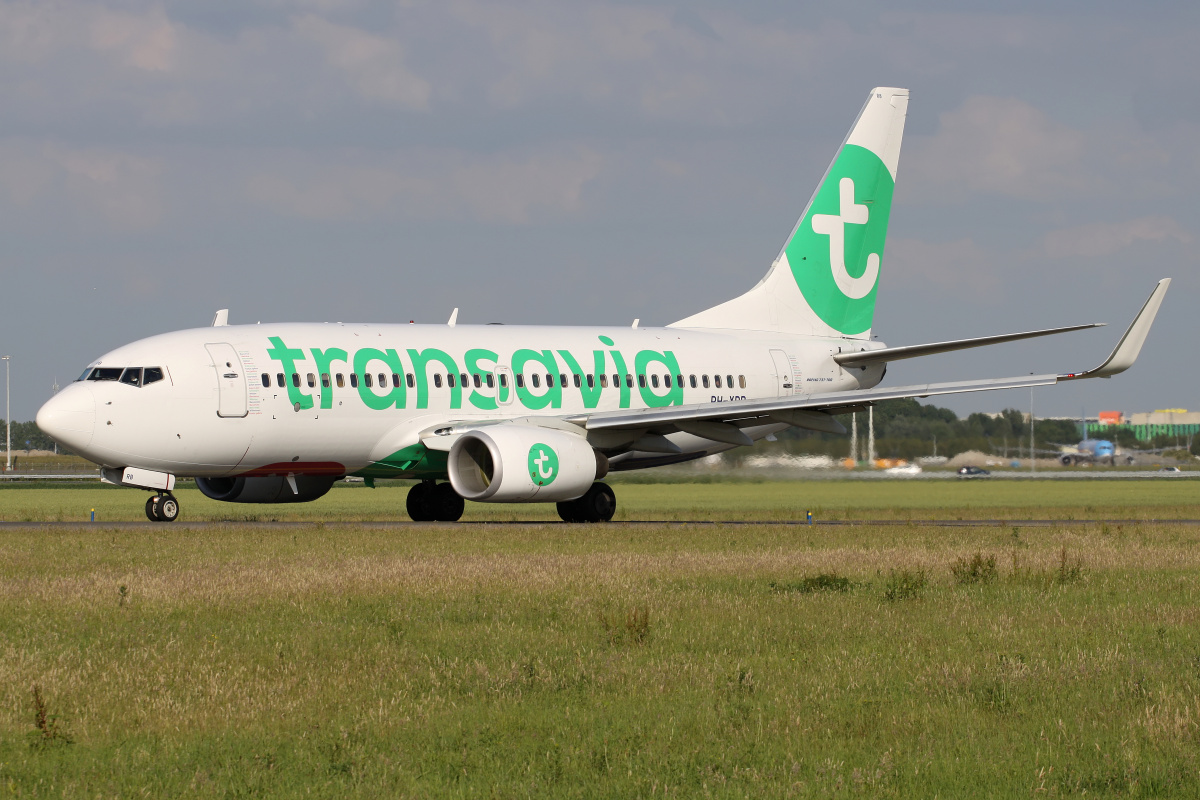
195, 475, 336, 504
448, 426, 605, 502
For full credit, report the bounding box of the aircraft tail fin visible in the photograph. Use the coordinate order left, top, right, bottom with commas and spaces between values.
670, 87, 908, 339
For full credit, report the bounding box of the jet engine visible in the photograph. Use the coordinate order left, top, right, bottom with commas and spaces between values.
448, 426, 606, 502
195, 475, 337, 503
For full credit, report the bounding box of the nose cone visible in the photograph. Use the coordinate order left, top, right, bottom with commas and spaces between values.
37, 383, 96, 452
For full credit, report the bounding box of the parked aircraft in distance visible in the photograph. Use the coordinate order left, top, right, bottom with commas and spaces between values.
36, 88, 1170, 523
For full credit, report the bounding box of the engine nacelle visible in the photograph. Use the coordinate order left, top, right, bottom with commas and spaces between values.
448, 426, 605, 502
195, 475, 336, 504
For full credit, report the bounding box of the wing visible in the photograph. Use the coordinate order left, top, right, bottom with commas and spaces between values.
578, 279, 1170, 441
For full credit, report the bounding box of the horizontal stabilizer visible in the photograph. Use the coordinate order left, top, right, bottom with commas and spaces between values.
1060, 279, 1170, 380
833, 323, 1104, 368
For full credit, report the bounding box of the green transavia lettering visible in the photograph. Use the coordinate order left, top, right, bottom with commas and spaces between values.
265, 336, 685, 412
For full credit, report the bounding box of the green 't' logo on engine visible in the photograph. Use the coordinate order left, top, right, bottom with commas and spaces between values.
528, 443, 559, 486
787, 144, 895, 336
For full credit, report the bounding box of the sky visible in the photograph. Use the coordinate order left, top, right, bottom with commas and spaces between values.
0, 0, 1197, 424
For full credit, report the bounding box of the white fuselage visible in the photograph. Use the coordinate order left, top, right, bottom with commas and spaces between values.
39, 322, 885, 478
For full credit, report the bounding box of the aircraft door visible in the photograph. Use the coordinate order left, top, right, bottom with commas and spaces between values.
205, 343, 248, 418
769, 349, 795, 397
496, 365, 514, 406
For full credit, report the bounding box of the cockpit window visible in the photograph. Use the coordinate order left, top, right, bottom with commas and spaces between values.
89, 367, 123, 381
119, 368, 143, 387
143, 367, 164, 385
76, 368, 93, 381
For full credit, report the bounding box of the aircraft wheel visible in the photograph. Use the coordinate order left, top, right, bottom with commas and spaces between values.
145, 496, 160, 522
405, 481, 436, 522
559, 482, 616, 523
556, 497, 582, 523
431, 482, 465, 522
155, 495, 180, 522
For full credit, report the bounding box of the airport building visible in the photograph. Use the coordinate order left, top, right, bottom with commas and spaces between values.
1088, 409, 1200, 442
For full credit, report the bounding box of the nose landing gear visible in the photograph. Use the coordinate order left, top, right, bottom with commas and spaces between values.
145, 493, 180, 522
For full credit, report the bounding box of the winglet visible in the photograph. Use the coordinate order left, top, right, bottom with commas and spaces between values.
211, 309, 229, 327
448, 308, 459, 327
1060, 279, 1170, 380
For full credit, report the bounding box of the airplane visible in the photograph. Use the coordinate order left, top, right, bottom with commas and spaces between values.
1059, 439, 1118, 466
35, 87, 1171, 524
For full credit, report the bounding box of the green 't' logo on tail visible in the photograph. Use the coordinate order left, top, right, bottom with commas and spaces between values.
528, 443, 559, 486
787, 144, 895, 336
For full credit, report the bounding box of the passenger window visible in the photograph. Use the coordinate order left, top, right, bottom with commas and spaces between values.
638, 375, 647, 388
727, 375, 734, 389
364, 373, 373, 388
90, 367, 123, 381
119, 367, 142, 386
461, 373, 470, 388
407, 374, 416, 389
304, 373, 314, 388
689, 375, 697, 388
276, 373, 284, 388
573, 374, 581, 388
702, 375, 710, 388
486, 374, 495, 389
447, 373, 456, 388
261, 373, 271, 388
143, 367, 164, 385
651, 375, 659, 388
336, 374, 345, 388
739, 375, 746, 389
473, 374, 481, 389
378, 373, 386, 387
599, 374, 608, 388
676, 374, 683, 388
626, 374, 633, 388
714, 375, 722, 389
545, 374, 553, 388
662, 375, 671, 387
586, 374, 595, 389
532, 374, 541, 388
292, 373, 301, 388
350, 374, 359, 388
499, 374, 508, 389
434, 373, 443, 388
321, 373, 330, 388
612, 374, 620, 388
560, 374, 568, 388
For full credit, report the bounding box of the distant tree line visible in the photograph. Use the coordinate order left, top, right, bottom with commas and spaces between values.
2, 421, 68, 454
778, 399, 1085, 460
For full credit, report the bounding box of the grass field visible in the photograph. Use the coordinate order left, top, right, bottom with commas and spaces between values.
1, 478, 1199, 523
3, 484, 1200, 796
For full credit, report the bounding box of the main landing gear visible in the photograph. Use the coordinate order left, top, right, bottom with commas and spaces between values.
406, 480, 465, 522
145, 493, 180, 522
557, 482, 616, 523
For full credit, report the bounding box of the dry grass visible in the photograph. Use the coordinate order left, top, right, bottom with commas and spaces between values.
2, 505, 1200, 795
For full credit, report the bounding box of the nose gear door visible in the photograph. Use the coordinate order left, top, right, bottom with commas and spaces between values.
205, 342, 248, 418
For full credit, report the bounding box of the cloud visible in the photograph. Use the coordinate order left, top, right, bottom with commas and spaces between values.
245, 147, 602, 224
89, 6, 177, 72
1040, 216, 1193, 259
906, 95, 1098, 201
885, 237, 1003, 297
0, 140, 164, 229
293, 14, 430, 109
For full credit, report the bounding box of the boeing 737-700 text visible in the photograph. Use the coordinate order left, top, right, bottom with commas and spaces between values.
36, 88, 1170, 523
